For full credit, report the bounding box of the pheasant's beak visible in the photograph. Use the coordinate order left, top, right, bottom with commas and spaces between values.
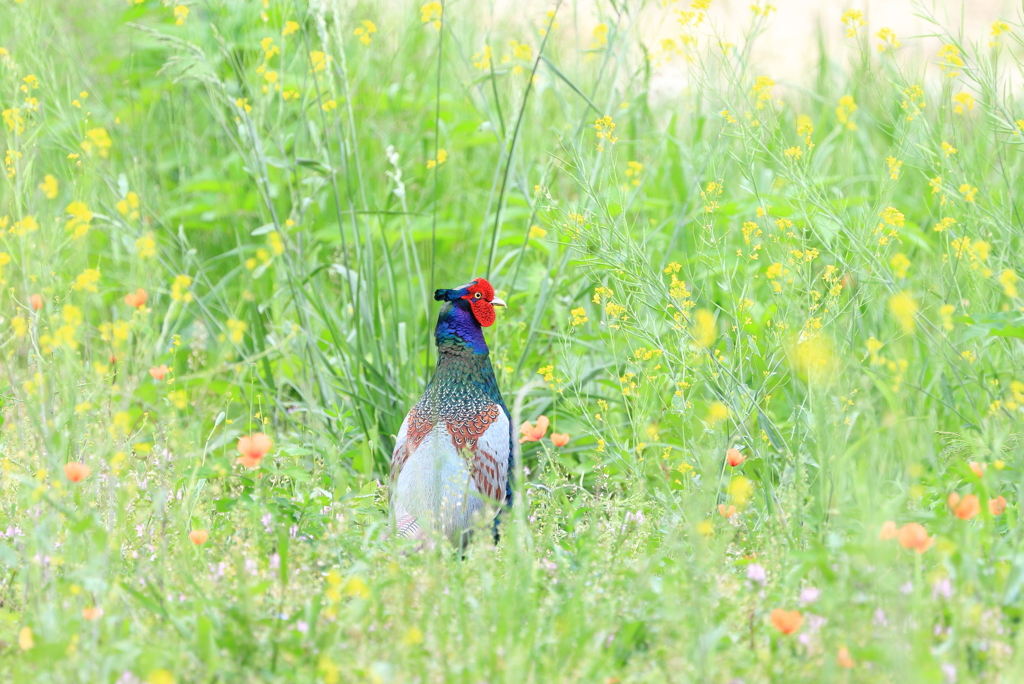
491, 296, 507, 307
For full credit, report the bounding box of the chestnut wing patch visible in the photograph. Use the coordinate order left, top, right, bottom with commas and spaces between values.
460, 407, 510, 503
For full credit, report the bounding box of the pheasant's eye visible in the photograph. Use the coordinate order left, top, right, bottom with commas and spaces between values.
473, 292, 482, 299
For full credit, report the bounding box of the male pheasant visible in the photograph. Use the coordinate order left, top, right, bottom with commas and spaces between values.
390, 278, 512, 546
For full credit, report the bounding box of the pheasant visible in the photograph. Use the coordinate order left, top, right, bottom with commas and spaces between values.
390, 277, 511, 546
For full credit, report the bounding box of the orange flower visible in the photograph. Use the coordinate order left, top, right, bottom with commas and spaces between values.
82, 606, 103, 620
770, 609, 803, 635
124, 288, 148, 308
717, 504, 736, 518
30, 293, 43, 311
237, 433, 272, 468
550, 433, 570, 447
726, 448, 745, 467
897, 522, 933, 553
948, 492, 979, 520
149, 364, 169, 381
518, 415, 549, 443
989, 495, 1007, 516
64, 462, 91, 483
969, 461, 987, 478
837, 646, 855, 669
189, 529, 209, 545
879, 520, 898, 540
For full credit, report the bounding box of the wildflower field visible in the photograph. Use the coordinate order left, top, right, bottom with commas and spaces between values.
3, 0, 1024, 681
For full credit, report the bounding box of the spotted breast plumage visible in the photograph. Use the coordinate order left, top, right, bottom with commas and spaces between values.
390, 277, 513, 546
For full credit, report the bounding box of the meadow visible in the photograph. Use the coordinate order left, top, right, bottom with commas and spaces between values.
2, 0, 1024, 681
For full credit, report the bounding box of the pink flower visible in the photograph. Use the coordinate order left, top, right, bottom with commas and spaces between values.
519, 415, 549, 443
726, 448, 745, 467
64, 462, 91, 483
237, 433, 272, 468
550, 432, 570, 447
149, 364, 169, 381
879, 520, 898, 540
124, 288, 148, 308
189, 529, 209, 545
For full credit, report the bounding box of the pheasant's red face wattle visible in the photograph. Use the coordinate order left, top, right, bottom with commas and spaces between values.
460, 278, 503, 327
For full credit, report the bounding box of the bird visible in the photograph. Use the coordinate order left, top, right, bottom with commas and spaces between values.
389, 277, 512, 547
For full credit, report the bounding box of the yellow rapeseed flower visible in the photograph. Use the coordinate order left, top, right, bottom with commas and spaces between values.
171, 274, 193, 303
354, 20, 377, 45
38, 174, 58, 199
889, 291, 918, 333
952, 92, 974, 114
692, 308, 716, 348
174, 5, 189, 25
65, 201, 93, 239
420, 2, 442, 29
999, 269, 1018, 298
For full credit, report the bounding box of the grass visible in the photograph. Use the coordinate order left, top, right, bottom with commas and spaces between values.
2, 0, 1024, 681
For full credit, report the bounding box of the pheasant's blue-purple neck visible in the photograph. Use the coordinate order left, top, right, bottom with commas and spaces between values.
435, 300, 489, 354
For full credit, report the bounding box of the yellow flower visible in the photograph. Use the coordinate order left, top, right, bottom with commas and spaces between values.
72, 268, 101, 292
876, 27, 901, 51
942, 141, 958, 157
171, 274, 193, 303
11, 316, 27, 338
65, 201, 93, 239
170, 390, 188, 410
879, 206, 905, 227
570, 307, 588, 326
267, 230, 284, 255
841, 9, 865, 37
790, 333, 835, 381
38, 174, 58, 199
959, 184, 977, 203
952, 92, 975, 114
751, 75, 775, 109
12, 215, 38, 236
889, 291, 918, 333
999, 269, 1018, 298
728, 475, 754, 507
784, 146, 802, 159
227, 318, 247, 344
593, 115, 618, 150
117, 191, 141, 219
82, 127, 112, 158
354, 20, 377, 45
426, 148, 447, 169
420, 2, 442, 29
692, 308, 716, 348
836, 95, 857, 130
938, 44, 964, 77
472, 45, 492, 70
890, 253, 910, 278
321, 99, 337, 111
283, 20, 300, 36
18, 627, 33, 651
2, 108, 25, 135
625, 161, 644, 185
309, 51, 329, 73
939, 304, 955, 332
706, 401, 729, 425
885, 156, 902, 180
136, 234, 157, 258
173, 5, 189, 25
345, 575, 370, 598
592, 23, 609, 48
63, 304, 83, 327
